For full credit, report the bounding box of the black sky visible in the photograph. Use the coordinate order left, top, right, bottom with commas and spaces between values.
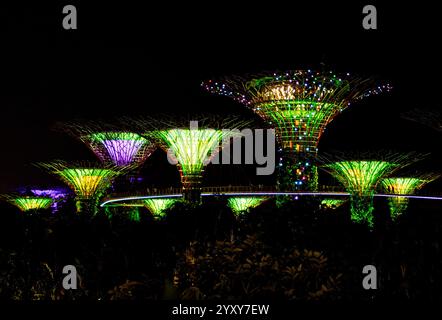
0, 2, 441, 192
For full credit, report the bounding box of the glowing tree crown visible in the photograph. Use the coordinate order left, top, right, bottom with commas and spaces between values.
144, 198, 177, 218
227, 197, 268, 215
60, 168, 114, 198
381, 177, 427, 195
203, 70, 390, 154
38, 162, 122, 200
381, 175, 440, 219
324, 161, 396, 196
1, 195, 53, 212
153, 128, 239, 188
320, 152, 423, 227
86, 132, 154, 167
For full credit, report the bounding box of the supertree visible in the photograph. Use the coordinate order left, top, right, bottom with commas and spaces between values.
320, 199, 347, 210
401, 108, 442, 133
62, 122, 156, 168
37, 161, 124, 213
320, 152, 423, 227
86, 132, 155, 167
144, 198, 178, 219
1, 194, 53, 212
227, 197, 268, 216
203, 70, 391, 190
381, 174, 440, 220
139, 114, 251, 202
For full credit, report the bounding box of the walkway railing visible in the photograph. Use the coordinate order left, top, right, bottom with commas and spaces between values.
101, 184, 442, 207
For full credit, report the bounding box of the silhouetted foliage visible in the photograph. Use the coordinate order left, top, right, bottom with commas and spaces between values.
0, 195, 441, 300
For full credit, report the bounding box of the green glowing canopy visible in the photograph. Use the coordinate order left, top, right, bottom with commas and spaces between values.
227, 197, 268, 215
324, 161, 395, 195
381, 176, 439, 220
13, 197, 53, 212
153, 129, 235, 177
59, 168, 117, 199
322, 161, 399, 228
381, 177, 428, 195
144, 198, 178, 218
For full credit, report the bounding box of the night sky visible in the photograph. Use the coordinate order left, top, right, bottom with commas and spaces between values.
1, 2, 441, 193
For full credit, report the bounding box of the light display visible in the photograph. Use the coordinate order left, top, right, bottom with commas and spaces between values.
38, 162, 123, 212
227, 197, 268, 216
321, 153, 420, 227
381, 175, 440, 219
320, 199, 347, 210
153, 129, 232, 188
78, 132, 154, 167
58, 168, 115, 198
144, 198, 177, 218
203, 70, 391, 190
1, 195, 53, 212
146, 115, 250, 201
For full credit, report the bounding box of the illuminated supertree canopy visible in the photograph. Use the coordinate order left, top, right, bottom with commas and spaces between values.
37, 162, 122, 201
142, 115, 251, 200
1, 195, 53, 212
203, 70, 391, 190
152, 129, 233, 188
227, 197, 268, 216
320, 199, 347, 210
144, 198, 178, 218
381, 174, 440, 220
60, 121, 156, 168
85, 132, 155, 167
320, 153, 422, 227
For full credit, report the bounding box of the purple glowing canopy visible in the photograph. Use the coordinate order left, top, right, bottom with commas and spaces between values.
88, 132, 154, 167
30, 188, 69, 199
